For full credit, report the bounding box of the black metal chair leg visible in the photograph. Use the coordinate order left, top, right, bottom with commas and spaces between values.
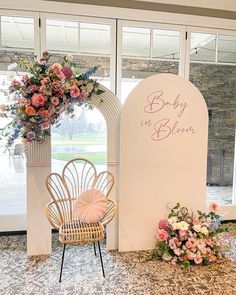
93, 242, 97, 256
59, 244, 66, 283
97, 241, 105, 278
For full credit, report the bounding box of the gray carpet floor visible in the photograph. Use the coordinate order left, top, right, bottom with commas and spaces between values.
1, 226, 236, 295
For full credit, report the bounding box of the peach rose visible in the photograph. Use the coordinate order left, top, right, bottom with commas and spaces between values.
38, 109, 49, 117
194, 255, 203, 264
209, 202, 220, 212
70, 84, 80, 98
31, 93, 45, 107
51, 96, 60, 106
186, 237, 197, 249
25, 106, 36, 116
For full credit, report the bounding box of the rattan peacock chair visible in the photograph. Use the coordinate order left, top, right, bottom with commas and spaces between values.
45, 158, 116, 282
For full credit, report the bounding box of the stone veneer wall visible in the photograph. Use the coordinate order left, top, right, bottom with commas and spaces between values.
190, 63, 236, 186
0, 51, 110, 76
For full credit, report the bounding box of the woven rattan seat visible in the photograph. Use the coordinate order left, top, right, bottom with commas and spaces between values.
59, 220, 105, 244
45, 158, 116, 282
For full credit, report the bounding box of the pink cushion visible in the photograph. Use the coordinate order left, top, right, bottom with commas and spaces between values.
74, 189, 108, 223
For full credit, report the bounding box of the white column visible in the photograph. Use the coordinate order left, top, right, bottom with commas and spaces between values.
26, 137, 51, 256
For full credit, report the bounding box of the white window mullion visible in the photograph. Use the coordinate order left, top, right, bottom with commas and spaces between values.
109, 19, 116, 94
116, 20, 123, 99
78, 21, 80, 55
215, 33, 219, 63
39, 13, 46, 55
184, 27, 191, 80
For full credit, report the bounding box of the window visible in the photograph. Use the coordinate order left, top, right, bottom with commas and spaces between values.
121, 23, 181, 103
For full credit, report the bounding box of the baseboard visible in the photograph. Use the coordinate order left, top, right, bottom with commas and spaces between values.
0, 229, 58, 236
0, 222, 234, 237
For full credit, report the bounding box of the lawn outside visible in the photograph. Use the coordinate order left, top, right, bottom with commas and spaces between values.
51, 132, 107, 165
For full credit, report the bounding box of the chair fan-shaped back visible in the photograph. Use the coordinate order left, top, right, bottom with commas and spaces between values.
62, 158, 97, 200
45, 173, 72, 224
93, 171, 115, 198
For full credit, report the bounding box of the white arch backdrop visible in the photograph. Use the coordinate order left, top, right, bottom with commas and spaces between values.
27, 86, 122, 255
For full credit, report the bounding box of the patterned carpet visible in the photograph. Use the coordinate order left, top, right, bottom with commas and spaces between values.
1, 225, 236, 295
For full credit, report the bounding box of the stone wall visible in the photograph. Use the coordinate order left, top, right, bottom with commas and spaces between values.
122, 58, 179, 78
190, 63, 236, 186
0, 51, 110, 77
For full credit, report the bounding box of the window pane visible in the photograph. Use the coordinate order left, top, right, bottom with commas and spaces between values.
218, 35, 236, 63
80, 23, 110, 55
153, 29, 180, 60
51, 107, 107, 174
1, 16, 34, 49
121, 58, 178, 104
46, 19, 79, 52
122, 26, 150, 57
190, 33, 216, 62
0, 15, 34, 218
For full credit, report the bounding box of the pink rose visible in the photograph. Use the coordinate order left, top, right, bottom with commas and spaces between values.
209, 202, 220, 212
186, 238, 197, 249
194, 255, 203, 264
11, 79, 21, 88
41, 77, 50, 86
155, 229, 169, 241
174, 248, 183, 256
40, 121, 50, 130
169, 238, 177, 250
50, 63, 62, 72
179, 230, 187, 237
70, 84, 80, 98
29, 85, 39, 92
38, 109, 49, 118
51, 96, 60, 106
158, 219, 169, 231
31, 93, 45, 107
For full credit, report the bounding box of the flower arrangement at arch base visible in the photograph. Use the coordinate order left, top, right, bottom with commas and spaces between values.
152, 203, 228, 267
0, 51, 104, 146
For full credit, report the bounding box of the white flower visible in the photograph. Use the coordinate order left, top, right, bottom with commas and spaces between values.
178, 221, 189, 231
200, 226, 208, 235
172, 222, 180, 230
7, 63, 18, 71
65, 54, 73, 62
193, 224, 201, 232
168, 216, 177, 225
172, 221, 189, 231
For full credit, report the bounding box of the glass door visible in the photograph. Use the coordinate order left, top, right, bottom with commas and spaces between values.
185, 27, 236, 217
0, 10, 39, 231
40, 13, 115, 175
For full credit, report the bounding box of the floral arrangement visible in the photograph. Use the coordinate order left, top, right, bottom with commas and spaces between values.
0, 51, 104, 146
152, 202, 228, 267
